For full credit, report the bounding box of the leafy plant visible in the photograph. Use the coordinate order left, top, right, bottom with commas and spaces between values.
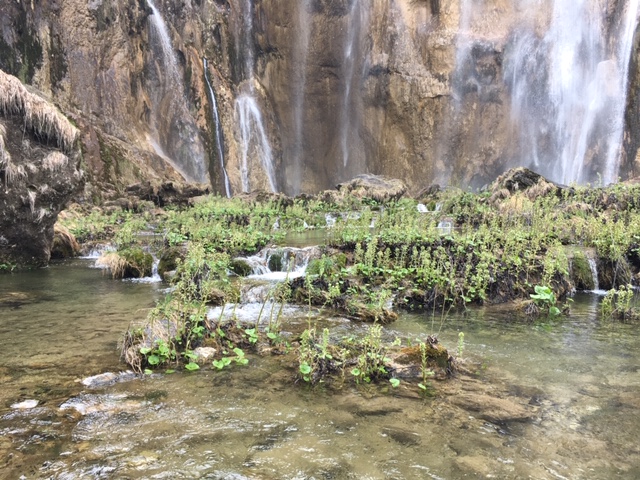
417, 341, 435, 394
601, 284, 637, 321
530, 285, 560, 317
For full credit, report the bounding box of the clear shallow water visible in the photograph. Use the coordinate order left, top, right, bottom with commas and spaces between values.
1, 264, 639, 479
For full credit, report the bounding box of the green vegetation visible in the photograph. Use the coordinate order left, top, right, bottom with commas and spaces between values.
59, 172, 640, 387
601, 285, 639, 321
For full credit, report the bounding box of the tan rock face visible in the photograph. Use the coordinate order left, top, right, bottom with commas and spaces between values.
0, 0, 638, 195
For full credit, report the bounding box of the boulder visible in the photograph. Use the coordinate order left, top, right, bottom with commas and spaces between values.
489, 167, 562, 204
334, 175, 407, 203
0, 70, 83, 267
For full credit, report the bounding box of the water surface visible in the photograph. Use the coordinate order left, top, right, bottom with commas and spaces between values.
1, 264, 639, 479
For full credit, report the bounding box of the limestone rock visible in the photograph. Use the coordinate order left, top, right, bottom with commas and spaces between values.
450, 393, 535, 424
0, 70, 83, 267
334, 174, 407, 202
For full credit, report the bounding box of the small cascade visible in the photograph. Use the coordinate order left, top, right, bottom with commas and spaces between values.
146, 0, 208, 184
325, 213, 337, 228
207, 302, 305, 325
81, 244, 115, 260
503, 0, 640, 185
233, 0, 277, 193
587, 256, 600, 292
203, 58, 231, 198
234, 246, 321, 281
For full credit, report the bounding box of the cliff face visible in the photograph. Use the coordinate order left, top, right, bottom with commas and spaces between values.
0, 0, 638, 196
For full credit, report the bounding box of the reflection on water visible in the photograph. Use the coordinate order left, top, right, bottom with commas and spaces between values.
1, 265, 639, 479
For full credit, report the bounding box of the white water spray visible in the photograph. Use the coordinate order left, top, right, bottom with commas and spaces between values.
146, 0, 208, 183
203, 58, 231, 197
504, 0, 640, 185
236, 95, 277, 193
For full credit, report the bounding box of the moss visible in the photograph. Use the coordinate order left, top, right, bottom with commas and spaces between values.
16, 13, 43, 84
395, 343, 450, 370
229, 258, 252, 276
598, 257, 632, 290
158, 247, 184, 278
120, 247, 153, 278
570, 252, 595, 291
268, 251, 284, 271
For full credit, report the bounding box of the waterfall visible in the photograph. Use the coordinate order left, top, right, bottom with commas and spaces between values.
452, 0, 484, 103
236, 95, 277, 193
587, 256, 600, 292
146, 0, 208, 184
604, 0, 640, 183
290, 0, 311, 194
340, 0, 363, 169
203, 58, 231, 198
233, 0, 277, 193
234, 246, 320, 281
504, 0, 640, 185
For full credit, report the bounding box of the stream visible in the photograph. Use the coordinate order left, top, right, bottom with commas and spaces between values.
1, 260, 639, 479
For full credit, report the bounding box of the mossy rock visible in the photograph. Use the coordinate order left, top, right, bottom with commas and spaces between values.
230, 258, 252, 277
158, 247, 185, 279
344, 299, 398, 324
120, 248, 153, 278
598, 257, 632, 290
395, 342, 451, 370
570, 252, 595, 291
268, 251, 284, 271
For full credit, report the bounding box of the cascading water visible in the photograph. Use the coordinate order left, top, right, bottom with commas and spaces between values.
504, 0, 640, 185
233, 0, 277, 193
146, 0, 208, 184
203, 58, 231, 198
587, 256, 601, 292
290, 0, 311, 194
340, 0, 360, 167
236, 96, 277, 193
340, 0, 365, 170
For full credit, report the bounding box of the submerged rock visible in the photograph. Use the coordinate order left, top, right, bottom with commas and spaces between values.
11, 399, 39, 409
81, 371, 136, 388
450, 393, 535, 424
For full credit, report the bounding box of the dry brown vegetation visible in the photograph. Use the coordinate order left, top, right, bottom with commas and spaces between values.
0, 70, 78, 152
96, 252, 128, 279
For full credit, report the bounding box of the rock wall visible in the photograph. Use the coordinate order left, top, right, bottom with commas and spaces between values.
0, 0, 638, 196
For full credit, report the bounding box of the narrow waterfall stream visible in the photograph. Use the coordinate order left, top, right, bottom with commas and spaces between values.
233, 0, 277, 193
340, 0, 361, 169
235, 95, 277, 193
203, 58, 231, 198
146, 0, 208, 184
